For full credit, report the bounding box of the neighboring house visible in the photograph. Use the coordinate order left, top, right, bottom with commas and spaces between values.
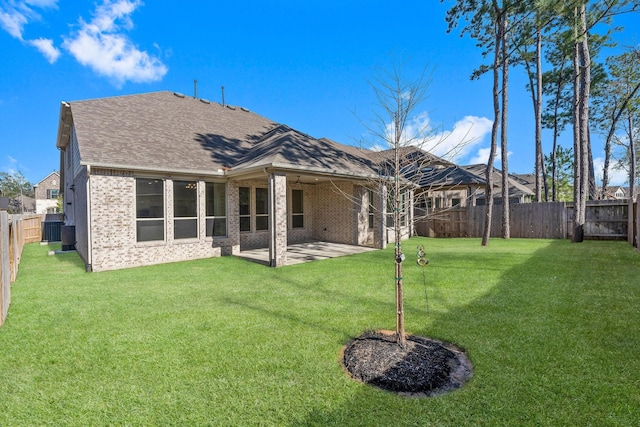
366, 147, 535, 217
34, 171, 60, 214
55, 91, 411, 272
600, 186, 628, 200
457, 164, 535, 205
412, 164, 487, 212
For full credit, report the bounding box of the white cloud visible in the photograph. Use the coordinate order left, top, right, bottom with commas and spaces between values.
25, 0, 58, 7
374, 114, 493, 163
28, 37, 60, 62
0, 1, 62, 62
594, 157, 628, 186
469, 147, 493, 164
0, 2, 31, 39
468, 146, 513, 165
63, 0, 167, 86
3, 155, 21, 175
423, 115, 493, 162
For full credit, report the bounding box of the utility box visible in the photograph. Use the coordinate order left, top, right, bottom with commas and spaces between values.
61, 225, 76, 251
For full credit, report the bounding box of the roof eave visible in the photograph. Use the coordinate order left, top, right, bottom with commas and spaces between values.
81, 161, 227, 178
227, 162, 383, 182
55, 102, 72, 149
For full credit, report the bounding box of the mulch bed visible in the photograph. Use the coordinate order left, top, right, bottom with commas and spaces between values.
342, 330, 473, 397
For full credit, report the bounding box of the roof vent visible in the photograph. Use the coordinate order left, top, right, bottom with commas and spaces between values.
173, 92, 186, 98
226, 105, 236, 110
240, 107, 249, 112
200, 98, 211, 104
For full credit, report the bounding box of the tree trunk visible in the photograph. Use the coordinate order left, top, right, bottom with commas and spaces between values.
572, 5, 586, 242
602, 81, 640, 198
602, 109, 616, 198
501, 10, 510, 239
629, 112, 636, 200
482, 11, 502, 247
535, 26, 544, 203
393, 105, 406, 349
579, 3, 591, 232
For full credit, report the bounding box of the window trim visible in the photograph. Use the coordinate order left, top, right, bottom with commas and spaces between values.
239, 186, 251, 233
205, 181, 227, 238
255, 187, 269, 231
368, 189, 374, 229
291, 189, 304, 229
135, 177, 166, 243
173, 180, 199, 240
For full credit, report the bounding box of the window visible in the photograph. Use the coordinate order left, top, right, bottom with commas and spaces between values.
136, 178, 164, 242
386, 189, 408, 227
452, 198, 461, 207
206, 182, 226, 237
46, 189, 59, 199
239, 187, 251, 232
255, 187, 269, 231
399, 191, 407, 227
173, 180, 198, 239
386, 193, 394, 227
368, 189, 374, 229
291, 189, 304, 228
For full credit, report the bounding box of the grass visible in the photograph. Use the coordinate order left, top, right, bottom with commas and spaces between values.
1, 238, 639, 426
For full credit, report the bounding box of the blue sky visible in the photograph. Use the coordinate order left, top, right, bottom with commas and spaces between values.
1, 0, 638, 186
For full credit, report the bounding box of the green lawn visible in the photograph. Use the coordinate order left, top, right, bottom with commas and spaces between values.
1, 238, 639, 426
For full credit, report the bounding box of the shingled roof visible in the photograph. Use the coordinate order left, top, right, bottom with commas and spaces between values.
233, 126, 377, 178
56, 91, 377, 179
461, 164, 534, 198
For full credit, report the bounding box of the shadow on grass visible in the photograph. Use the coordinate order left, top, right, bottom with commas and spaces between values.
8, 240, 640, 426
289, 238, 640, 426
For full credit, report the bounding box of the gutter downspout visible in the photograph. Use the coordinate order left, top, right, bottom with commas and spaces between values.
85, 165, 92, 271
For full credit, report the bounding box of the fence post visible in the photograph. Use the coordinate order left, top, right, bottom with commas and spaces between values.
0, 212, 10, 326
11, 216, 20, 283
631, 199, 640, 251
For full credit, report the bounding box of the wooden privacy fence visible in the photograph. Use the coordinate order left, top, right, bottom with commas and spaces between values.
416, 200, 638, 243
0, 213, 42, 326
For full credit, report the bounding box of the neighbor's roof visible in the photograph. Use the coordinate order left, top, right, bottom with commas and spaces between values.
368, 146, 454, 167
462, 164, 534, 196
56, 91, 377, 179
411, 165, 486, 188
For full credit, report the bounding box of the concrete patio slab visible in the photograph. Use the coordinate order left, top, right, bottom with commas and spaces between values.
237, 241, 377, 266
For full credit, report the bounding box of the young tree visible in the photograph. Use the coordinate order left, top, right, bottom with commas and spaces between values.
593, 47, 640, 197
357, 60, 481, 347
363, 62, 431, 348
545, 145, 574, 201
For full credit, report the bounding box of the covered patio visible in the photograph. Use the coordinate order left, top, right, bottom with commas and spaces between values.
237, 241, 377, 266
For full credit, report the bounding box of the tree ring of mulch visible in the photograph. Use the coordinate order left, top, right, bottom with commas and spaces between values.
341, 330, 473, 397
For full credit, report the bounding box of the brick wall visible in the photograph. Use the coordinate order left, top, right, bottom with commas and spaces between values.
313, 181, 360, 245
74, 170, 391, 271
270, 173, 287, 267
34, 172, 60, 199
236, 179, 315, 250
288, 183, 314, 244
72, 168, 89, 267
88, 170, 236, 272
34, 172, 61, 214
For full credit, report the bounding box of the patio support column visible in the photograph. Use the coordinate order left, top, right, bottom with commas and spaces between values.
268, 172, 287, 267
469, 185, 477, 207
375, 183, 387, 249
408, 189, 415, 237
